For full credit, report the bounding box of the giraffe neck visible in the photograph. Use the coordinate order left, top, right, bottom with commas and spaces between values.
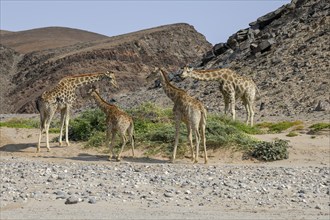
159, 70, 184, 102
63, 73, 106, 89
91, 91, 114, 113
188, 69, 233, 81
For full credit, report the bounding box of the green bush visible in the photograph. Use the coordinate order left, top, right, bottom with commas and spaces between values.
251, 139, 289, 161
206, 115, 259, 151
68, 108, 106, 141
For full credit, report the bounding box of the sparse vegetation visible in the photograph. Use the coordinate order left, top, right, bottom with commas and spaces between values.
256, 121, 303, 133
67, 103, 267, 159
286, 131, 299, 137
0, 117, 60, 133
1, 103, 295, 161
308, 123, 330, 134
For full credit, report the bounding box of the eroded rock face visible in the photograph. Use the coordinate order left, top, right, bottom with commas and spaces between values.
0, 23, 211, 113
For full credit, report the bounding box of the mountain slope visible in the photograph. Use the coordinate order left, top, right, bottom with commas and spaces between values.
0, 27, 109, 54
0, 23, 212, 113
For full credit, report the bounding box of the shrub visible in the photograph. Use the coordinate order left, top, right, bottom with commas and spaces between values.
68, 108, 106, 141
286, 131, 298, 137
251, 139, 289, 161
206, 115, 259, 151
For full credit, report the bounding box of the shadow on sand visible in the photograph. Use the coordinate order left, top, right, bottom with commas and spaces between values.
65, 153, 169, 164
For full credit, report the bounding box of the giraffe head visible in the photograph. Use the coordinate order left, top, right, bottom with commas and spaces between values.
181, 66, 194, 79
87, 86, 100, 99
147, 67, 163, 81
103, 71, 119, 88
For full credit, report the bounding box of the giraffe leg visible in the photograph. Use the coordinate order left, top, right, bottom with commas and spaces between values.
37, 127, 44, 153
45, 107, 56, 152
201, 124, 208, 164
249, 102, 254, 126
186, 125, 195, 162
45, 123, 51, 152
172, 119, 180, 163
64, 106, 70, 146
59, 108, 65, 146
224, 97, 229, 115
117, 133, 127, 161
128, 123, 135, 157
230, 95, 236, 121
193, 128, 200, 164
37, 111, 46, 153
243, 100, 250, 125
108, 132, 116, 161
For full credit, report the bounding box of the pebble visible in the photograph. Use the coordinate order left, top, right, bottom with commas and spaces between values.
0, 157, 329, 211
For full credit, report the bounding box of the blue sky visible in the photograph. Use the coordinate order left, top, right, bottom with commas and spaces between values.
1, 1, 290, 45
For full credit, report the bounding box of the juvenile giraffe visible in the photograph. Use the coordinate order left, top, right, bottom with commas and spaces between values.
88, 87, 135, 161
152, 67, 208, 164
35, 71, 118, 153
181, 66, 257, 126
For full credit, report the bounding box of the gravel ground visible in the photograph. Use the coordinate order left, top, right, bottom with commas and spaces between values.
1, 156, 329, 220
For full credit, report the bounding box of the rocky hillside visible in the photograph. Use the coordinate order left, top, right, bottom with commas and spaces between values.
197, 0, 329, 120
0, 23, 211, 113
114, 0, 329, 123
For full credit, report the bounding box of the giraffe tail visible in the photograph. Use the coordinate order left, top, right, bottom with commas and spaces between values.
35, 97, 46, 130
35, 96, 42, 113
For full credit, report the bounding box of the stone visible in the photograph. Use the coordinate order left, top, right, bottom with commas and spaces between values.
213, 43, 229, 56
65, 196, 80, 205
314, 101, 325, 111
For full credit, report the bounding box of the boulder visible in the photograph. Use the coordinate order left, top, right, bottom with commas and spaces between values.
213, 43, 229, 56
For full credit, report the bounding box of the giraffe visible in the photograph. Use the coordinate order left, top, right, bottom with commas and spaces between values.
151, 67, 208, 164
181, 66, 257, 126
88, 87, 135, 161
35, 71, 118, 153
